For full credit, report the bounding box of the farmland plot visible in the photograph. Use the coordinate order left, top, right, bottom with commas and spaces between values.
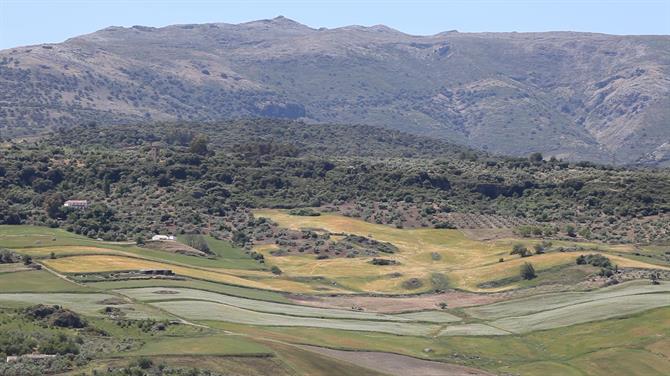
43, 255, 276, 290
0, 292, 170, 319
491, 293, 670, 333
466, 281, 670, 320
116, 287, 462, 323
152, 300, 439, 335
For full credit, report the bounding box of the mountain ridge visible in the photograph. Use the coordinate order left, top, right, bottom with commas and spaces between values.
1, 17, 668, 166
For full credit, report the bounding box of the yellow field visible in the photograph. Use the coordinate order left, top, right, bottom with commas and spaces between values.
254, 210, 668, 293
43, 255, 278, 291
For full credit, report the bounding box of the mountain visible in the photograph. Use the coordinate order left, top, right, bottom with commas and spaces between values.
1, 17, 669, 165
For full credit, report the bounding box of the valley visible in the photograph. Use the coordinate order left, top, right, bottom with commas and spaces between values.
1, 210, 669, 374
0, 104, 668, 376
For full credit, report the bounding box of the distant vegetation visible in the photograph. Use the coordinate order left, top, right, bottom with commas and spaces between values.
0, 120, 668, 246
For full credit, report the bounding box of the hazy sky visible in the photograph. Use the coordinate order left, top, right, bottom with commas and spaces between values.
1, 0, 669, 49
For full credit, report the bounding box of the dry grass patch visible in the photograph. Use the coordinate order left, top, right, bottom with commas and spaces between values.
43, 255, 275, 290
254, 210, 663, 293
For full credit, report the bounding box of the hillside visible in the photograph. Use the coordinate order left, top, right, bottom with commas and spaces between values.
1, 120, 669, 245
1, 17, 669, 165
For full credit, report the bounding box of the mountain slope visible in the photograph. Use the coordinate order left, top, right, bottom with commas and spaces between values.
1, 17, 669, 165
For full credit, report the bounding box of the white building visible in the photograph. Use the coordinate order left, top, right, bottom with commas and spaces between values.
63, 200, 89, 209
151, 235, 175, 241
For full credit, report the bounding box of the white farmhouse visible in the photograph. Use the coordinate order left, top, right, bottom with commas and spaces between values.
151, 235, 176, 241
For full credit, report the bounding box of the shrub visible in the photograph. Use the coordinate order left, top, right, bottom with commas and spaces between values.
520, 262, 537, 280
576, 254, 612, 268
270, 266, 282, 275
430, 273, 449, 292
0, 249, 20, 263
288, 208, 321, 216
511, 244, 531, 257
402, 278, 424, 289
370, 258, 397, 266
132, 357, 154, 369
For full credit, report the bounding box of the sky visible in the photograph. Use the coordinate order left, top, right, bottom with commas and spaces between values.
1, 0, 669, 49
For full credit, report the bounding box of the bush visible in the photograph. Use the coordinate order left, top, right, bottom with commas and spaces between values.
533, 241, 551, 254
370, 258, 397, 266
430, 273, 449, 292
511, 244, 531, 257
0, 249, 20, 263
402, 278, 424, 290
132, 357, 154, 369
520, 262, 537, 280
576, 254, 612, 268
288, 208, 321, 216
434, 221, 456, 229
38, 333, 80, 355
270, 266, 282, 275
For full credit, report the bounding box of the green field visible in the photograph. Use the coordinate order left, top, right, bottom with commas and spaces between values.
1, 223, 669, 375
152, 300, 439, 336
116, 287, 460, 323
130, 335, 273, 356
0, 269, 91, 292
89, 278, 291, 303
0, 292, 170, 319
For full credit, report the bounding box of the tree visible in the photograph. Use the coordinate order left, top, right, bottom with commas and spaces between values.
183, 234, 211, 254
521, 262, 537, 280
232, 231, 249, 246
44, 193, 64, 219
136, 236, 146, 246
189, 135, 209, 156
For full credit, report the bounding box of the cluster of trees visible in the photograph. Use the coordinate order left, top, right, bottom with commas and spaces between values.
0, 249, 20, 263
0, 120, 668, 244
0, 331, 80, 357
181, 234, 211, 254
576, 254, 617, 277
